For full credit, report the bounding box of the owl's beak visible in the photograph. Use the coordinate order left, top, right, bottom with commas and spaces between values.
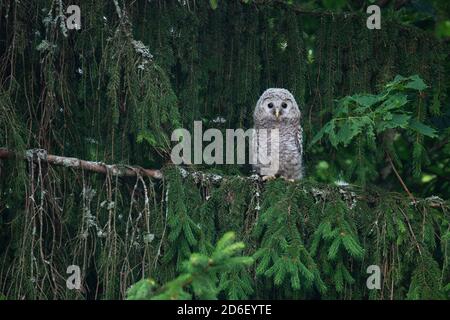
275, 108, 280, 119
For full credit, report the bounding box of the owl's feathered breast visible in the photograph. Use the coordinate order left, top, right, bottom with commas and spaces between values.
253, 119, 303, 180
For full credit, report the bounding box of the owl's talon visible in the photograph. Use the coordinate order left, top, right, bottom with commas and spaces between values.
262, 175, 276, 182
280, 176, 295, 183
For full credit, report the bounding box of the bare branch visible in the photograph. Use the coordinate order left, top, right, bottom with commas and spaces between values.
0, 148, 163, 179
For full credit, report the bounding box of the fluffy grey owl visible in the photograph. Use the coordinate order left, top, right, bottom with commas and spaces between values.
252, 88, 304, 180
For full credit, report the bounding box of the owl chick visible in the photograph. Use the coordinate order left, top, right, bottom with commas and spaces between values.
252, 88, 304, 181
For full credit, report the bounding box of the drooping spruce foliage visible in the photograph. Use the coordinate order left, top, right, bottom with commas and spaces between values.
0, 0, 449, 299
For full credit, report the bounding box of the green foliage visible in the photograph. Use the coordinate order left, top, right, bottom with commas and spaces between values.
103, 8, 181, 155
310, 199, 364, 294
0, 0, 449, 301
0, 90, 27, 212
312, 75, 436, 147
126, 231, 253, 300
311, 75, 438, 184
254, 180, 326, 295
162, 167, 202, 274
210, 0, 219, 10
407, 251, 446, 299
0, 91, 25, 151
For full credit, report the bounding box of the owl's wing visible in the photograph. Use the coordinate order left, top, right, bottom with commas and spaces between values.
295, 125, 304, 156
295, 125, 304, 178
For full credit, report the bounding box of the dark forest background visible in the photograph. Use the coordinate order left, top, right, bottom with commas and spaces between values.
0, 0, 449, 300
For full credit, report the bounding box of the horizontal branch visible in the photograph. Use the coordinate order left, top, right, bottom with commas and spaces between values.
0, 148, 163, 179
0, 148, 446, 208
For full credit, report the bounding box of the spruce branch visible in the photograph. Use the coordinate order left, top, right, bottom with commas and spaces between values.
2, 148, 445, 210
126, 231, 253, 300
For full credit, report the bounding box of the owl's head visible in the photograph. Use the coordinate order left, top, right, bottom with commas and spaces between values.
254, 88, 300, 123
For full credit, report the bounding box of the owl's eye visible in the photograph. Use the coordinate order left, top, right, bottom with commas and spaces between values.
268, 103, 274, 109
281, 102, 288, 109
